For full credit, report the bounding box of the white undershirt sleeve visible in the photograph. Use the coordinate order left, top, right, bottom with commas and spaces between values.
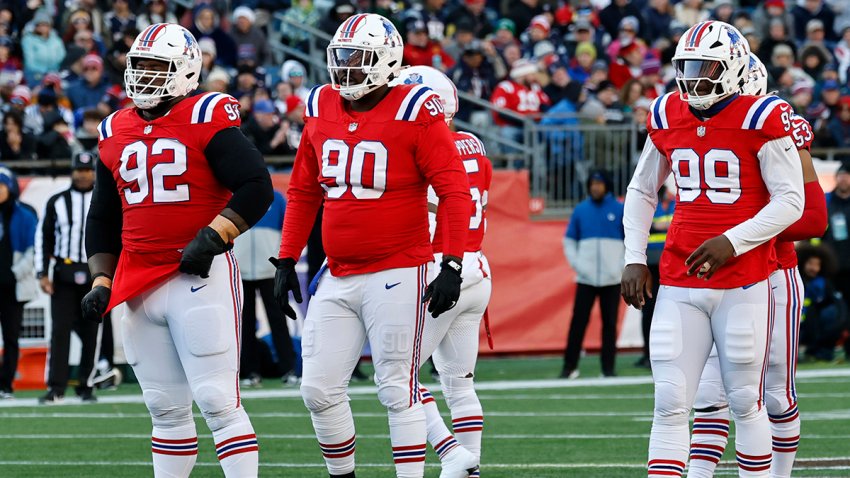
722, 135, 804, 256
624, 137, 671, 265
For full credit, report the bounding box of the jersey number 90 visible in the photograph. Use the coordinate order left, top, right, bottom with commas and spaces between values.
320, 139, 387, 199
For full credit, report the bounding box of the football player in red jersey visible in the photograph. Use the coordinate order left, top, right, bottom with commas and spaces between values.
81, 24, 273, 478
687, 54, 828, 478
621, 22, 805, 478
391, 66, 492, 478
271, 14, 471, 478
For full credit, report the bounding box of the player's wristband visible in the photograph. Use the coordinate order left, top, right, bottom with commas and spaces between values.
92, 272, 113, 281
441, 257, 462, 276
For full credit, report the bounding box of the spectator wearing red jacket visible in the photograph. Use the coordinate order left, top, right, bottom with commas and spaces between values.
608, 40, 644, 89
403, 18, 455, 71
490, 59, 550, 153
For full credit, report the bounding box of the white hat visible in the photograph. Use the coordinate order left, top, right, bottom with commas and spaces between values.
233, 6, 255, 23
198, 37, 217, 57
510, 59, 538, 80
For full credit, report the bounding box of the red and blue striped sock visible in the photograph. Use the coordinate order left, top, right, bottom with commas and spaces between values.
151, 424, 198, 477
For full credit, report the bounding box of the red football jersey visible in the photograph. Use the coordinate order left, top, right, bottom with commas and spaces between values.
775, 114, 815, 270
647, 93, 795, 288
278, 84, 471, 277
430, 131, 493, 254
490, 80, 549, 127
97, 92, 242, 309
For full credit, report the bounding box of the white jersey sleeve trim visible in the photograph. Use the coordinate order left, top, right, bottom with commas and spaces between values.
649, 93, 672, 130
624, 136, 671, 265
305, 85, 327, 118
722, 136, 804, 256
395, 85, 434, 121
97, 111, 118, 141
190, 92, 220, 124
741, 95, 786, 130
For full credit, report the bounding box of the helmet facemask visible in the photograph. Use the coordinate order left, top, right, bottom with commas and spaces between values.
328, 46, 394, 101
674, 58, 739, 110
125, 54, 196, 109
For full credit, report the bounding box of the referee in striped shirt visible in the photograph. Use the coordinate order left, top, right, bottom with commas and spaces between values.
35, 151, 101, 404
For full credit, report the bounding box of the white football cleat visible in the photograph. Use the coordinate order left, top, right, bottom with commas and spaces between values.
439, 445, 479, 478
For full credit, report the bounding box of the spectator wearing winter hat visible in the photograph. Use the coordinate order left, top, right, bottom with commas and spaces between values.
21, 10, 66, 86
791, 80, 816, 112
444, 17, 477, 61
644, 0, 674, 43
753, 0, 795, 40
490, 58, 550, 152
103, 0, 135, 46
66, 54, 111, 111
674, 0, 710, 27
606, 15, 641, 60
711, 0, 735, 23
492, 18, 519, 53
568, 41, 596, 85
580, 80, 626, 125
599, 0, 644, 39
403, 18, 455, 71
608, 40, 644, 89
446, 39, 500, 121
773, 43, 815, 87
242, 99, 293, 156
562, 18, 600, 60
190, 4, 237, 67
41, 73, 72, 111
23, 86, 75, 136
231, 6, 268, 68
104, 25, 136, 83
521, 14, 552, 60
281, 59, 310, 103
800, 44, 832, 80
199, 37, 226, 84
281, 0, 320, 48
135, 0, 177, 32
0, 110, 36, 160
7, 85, 31, 114
639, 56, 664, 100
792, 0, 837, 43
447, 0, 493, 40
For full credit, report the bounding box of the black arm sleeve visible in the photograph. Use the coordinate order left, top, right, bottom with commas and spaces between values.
205, 127, 274, 231
85, 159, 123, 258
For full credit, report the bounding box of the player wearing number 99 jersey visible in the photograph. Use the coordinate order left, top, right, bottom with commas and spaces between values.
83, 24, 272, 478
621, 22, 804, 478
272, 14, 471, 478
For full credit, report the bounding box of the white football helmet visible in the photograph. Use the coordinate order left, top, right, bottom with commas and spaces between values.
390, 65, 458, 125
327, 13, 403, 101
740, 53, 768, 96
672, 21, 750, 109
125, 23, 202, 109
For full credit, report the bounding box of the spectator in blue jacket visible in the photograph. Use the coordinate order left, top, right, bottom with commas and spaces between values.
232, 190, 296, 387
561, 170, 625, 379
0, 166, 38, 398
66, 55, 111, 111
21, 10, 66, 86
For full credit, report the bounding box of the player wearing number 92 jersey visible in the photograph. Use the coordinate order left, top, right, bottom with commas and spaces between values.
83, 23, 272, 478
622, 21, 804, 478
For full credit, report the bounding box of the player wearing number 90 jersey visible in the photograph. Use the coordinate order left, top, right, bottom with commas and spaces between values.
274, 14, 471, 478
84, 24, 272, 478
622, 22, 804, 478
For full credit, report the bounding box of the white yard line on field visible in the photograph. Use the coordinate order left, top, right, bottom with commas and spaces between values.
0, 367, 846, 409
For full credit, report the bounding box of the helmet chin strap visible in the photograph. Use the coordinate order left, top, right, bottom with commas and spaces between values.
138, 95, 181, 120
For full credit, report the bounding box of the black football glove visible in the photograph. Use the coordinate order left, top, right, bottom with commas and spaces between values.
81, 286, 111, 323
269, 257, 303, 320
179, 227, 230, 278
422, 257, 463, 318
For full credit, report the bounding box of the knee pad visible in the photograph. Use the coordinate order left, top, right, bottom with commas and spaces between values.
301, 383, 340, 413
376, 380, 410, 412
144, 388, 193, 429
440, 375, 476, 410
726, 385, 761, 420
194, 383, 237, 429
652, 365, 688, 419
693, 379, 727, 410
183, 306, 231, 357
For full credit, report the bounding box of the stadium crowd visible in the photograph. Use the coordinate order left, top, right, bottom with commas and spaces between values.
0, 0, 845, 164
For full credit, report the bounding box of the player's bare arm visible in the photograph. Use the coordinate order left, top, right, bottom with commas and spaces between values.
622, 136, 669, 309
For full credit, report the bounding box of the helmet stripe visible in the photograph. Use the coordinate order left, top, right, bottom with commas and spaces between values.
690, 21, 713, 48
140, 23, 166, 45
342, 14, 367, 38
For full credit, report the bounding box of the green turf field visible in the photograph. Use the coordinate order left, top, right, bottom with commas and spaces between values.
0, 354, 848, 477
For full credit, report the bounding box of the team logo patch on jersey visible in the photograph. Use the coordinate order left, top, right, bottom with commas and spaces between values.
403, 73, 424, 85
144, 125, 153, 135
348, 122, 358, 132
697, 126, 706, 137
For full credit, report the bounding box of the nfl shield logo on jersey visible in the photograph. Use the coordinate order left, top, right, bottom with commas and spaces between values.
697, 126, 706, 137
348, 122, 358, 132
144, 125, 153, 135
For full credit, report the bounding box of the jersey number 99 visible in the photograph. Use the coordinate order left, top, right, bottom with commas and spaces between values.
671, 149, 741, 205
